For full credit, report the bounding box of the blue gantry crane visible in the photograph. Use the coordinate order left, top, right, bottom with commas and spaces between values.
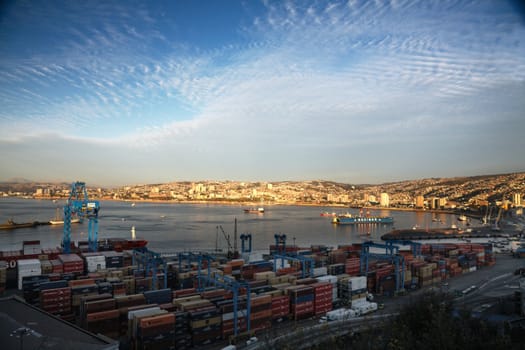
62, 181, 100, 254
360, 241, 405, 293
197, 274, 252, 336
178, 252, 215, 291
385, 239, 423, 258
273, 253, 315, 278
274, 234, 287, 254
132, 248, 168, 290
240, 233, 252, 253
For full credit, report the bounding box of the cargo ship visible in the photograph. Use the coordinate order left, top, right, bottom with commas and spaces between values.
332, 215, 394, 224
332, 208, 394, 225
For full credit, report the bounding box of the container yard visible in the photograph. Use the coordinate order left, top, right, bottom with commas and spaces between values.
1, 235, 517, 349
1, 182, 523, 349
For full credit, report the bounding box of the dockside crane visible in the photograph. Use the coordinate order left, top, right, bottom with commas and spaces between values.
384, 239, 422, 258
240, 233, 252, 254
360, 241, 405, 293
62, 181, 100, 254
217, 225, 234, 257
197, 274, 252, 337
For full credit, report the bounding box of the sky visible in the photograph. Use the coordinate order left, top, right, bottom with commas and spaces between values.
1, 0, 524, 187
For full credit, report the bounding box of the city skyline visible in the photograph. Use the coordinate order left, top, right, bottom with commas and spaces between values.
1, 1, 525, 187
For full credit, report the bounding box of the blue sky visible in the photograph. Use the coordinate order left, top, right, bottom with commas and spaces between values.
1, 0, 524, 187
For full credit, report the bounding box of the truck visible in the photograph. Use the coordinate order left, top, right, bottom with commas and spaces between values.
320, 308, 358, 323
351, 301, 378, 315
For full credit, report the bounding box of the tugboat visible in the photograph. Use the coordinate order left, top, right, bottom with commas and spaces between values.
0, 218, 38, 230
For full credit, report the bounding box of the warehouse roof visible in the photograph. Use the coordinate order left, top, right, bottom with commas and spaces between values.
0, 295, 118, 350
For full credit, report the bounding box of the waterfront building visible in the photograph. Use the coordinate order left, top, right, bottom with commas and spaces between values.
430, 197, 440, 210
513, 193, 522, 207
415, 195, 425, 208
380, 193, 390, 207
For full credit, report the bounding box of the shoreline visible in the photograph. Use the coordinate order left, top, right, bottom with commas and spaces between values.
17, 196, 463, 215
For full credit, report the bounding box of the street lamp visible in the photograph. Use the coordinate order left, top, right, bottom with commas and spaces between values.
10, 324, 41, 350
10, 327, 32, 350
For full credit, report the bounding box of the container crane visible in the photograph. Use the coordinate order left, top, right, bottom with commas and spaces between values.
62, 181, 100, 254
360, 241, 405, 293
217, 225, 234, 257
197, 274, 252, 336
240, 233, 252, 254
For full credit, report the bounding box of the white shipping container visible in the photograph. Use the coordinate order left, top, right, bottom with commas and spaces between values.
85, 255, 106, 272
221, 309, 248, 321
127, 307, 162, 320
23, 244, 41, 255
351, 297, 367, 308
349, 276, 367, 291
316, 275, 338, 284
313, 267, 328, 277
17, 259, 42, 282
17, 259, 41, 269
86, 262, 106, 272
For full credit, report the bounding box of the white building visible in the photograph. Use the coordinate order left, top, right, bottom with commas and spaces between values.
380, 193, 389, 207
513, 193, 522, 207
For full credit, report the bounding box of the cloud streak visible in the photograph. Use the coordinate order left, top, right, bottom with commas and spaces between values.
0, 0, 524, 184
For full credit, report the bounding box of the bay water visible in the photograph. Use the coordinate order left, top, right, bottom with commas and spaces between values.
0, 198, 460, 253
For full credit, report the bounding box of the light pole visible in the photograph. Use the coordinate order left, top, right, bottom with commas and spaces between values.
11, 327, 32, 350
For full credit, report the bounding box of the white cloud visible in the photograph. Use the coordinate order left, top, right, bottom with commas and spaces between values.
1, 0, 524, 184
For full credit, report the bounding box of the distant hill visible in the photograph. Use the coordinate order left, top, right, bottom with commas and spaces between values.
2, 177, 33, 183
0, 172, 523, 205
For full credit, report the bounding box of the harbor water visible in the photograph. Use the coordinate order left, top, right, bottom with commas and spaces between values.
0, 198, 462, 252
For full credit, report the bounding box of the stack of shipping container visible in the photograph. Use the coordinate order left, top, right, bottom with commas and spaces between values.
1, 240, 503, 349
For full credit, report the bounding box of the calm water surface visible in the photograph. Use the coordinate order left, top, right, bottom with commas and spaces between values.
0, 198, 461, 252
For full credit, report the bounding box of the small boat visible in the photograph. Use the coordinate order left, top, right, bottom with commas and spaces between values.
0, 219, 38, 230
244, 207, 265, 214
49, 208, 81, 225
320, 212, 337, 217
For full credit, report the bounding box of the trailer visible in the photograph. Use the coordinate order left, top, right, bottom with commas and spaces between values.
320, 308, 358, 323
